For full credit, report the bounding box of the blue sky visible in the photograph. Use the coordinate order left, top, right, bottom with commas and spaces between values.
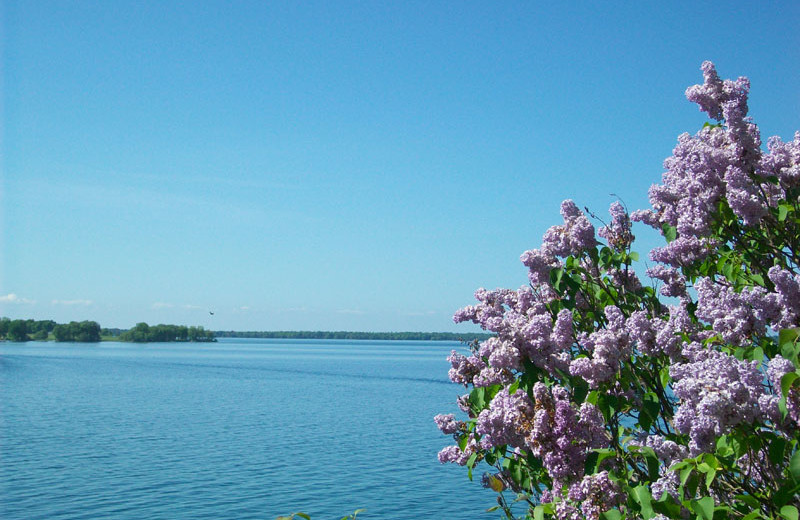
2, 1, 799, 331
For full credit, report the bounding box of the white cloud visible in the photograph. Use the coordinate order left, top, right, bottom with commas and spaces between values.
0, 293, 36, 304
182, 304, 203, 310
52, 299, 93, 306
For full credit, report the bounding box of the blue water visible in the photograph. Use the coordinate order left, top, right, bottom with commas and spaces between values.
0, 339, 498, 519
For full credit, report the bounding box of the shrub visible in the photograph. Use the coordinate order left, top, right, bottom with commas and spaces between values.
438, 62, 800, 520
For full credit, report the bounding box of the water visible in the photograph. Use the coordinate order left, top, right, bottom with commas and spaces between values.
0, 339, 499, 519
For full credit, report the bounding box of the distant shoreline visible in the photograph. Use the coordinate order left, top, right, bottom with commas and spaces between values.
1, 318, 490, 343
213, 330, 491, 342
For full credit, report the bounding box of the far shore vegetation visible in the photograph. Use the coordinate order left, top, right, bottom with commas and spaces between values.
0, 317, 489, 343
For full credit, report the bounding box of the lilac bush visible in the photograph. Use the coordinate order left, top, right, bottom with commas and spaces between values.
438, 62, 800, 519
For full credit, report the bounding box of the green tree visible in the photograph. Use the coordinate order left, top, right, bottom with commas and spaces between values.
7, 320, 29, 342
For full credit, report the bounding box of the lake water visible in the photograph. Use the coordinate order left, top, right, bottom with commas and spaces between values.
0, 338, 498, 519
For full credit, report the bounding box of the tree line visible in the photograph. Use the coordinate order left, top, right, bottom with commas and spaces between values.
0, 318, 214, 343
0, 318, 101, 342
116, 323, 215, 342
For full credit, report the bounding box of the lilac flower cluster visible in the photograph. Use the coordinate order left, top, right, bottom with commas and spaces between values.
437, 434, 478, 466
646, 264, 687, 298
566, 471, 624, 520
569, 306, 630, 388
631, 435, 688, 500
541, 200, 597, 258
598, 202, 634, 252
767, 266, 800, 329
453, 286, 573, 380
767, 356, 800, 426
694, 277, 775, 346
631, 61, 785, 266
671, 349, 766, 454
528, 383, 606, 485
476, 388, 535, 449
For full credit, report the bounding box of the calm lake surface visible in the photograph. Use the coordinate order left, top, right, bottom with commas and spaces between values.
0, 338, 498, 519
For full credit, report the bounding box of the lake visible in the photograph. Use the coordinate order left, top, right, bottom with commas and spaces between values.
0, 338, 498, 519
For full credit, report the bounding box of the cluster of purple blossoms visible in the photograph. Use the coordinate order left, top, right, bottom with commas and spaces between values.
569, 306, 630, 388
671, 349, 766, 454
631, 435, 688, 500
541, 200, 597, 258
632, 61, 776, 266
453, 285, 574, 380
520, 248, 560, 286
566, 471, 624, 520
762, 132, 800, 190
437, 434, 479, 466
476, 388, 535, 449
767, 356, 800, 426
433, 413, 461, 435
767, 266, 800, 329
446, 350, 485, 386
598, 201, 634, 252
528, 383, 606, 485
694, 277, 776, 346
646, 264, 687, 298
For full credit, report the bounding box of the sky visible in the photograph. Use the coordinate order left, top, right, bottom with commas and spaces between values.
1, 1, 799, 332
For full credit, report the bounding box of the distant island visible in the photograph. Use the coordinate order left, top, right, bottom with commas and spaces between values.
1, 317, 489, 343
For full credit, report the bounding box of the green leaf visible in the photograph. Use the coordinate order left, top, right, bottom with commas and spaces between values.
690, 496, 715, 520
639, 392, 661, 431
775, 482, 800, 508
662, 223, 677, 243
680, 464, 694, 486
779, 328, 800, 349
781, 372, 800, 398
790, 449, 800, 482
779, 204, 793, 222
781, 506, 799, 520
768, 437, 787, 466
660, 366, 671, 390
601, 509, 623, 520
632, 485, 654, 519
734, 494, 761, 509
705, 467, 717, 489
466, 452, 478, 469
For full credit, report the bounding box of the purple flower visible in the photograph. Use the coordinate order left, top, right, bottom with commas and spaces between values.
598, 202, 634, 251
569, 306, 630, 387
434, 414, 460, 435
567, 471, 624, 520
694, 277, 774, 346
541, 200, 597, 258
671, 350, 766, 454
476, 387, 535, 449
447, 350, 485, 385
528, 383, 606, 485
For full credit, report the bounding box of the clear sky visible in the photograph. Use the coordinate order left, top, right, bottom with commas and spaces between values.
2, 1, 799, 332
